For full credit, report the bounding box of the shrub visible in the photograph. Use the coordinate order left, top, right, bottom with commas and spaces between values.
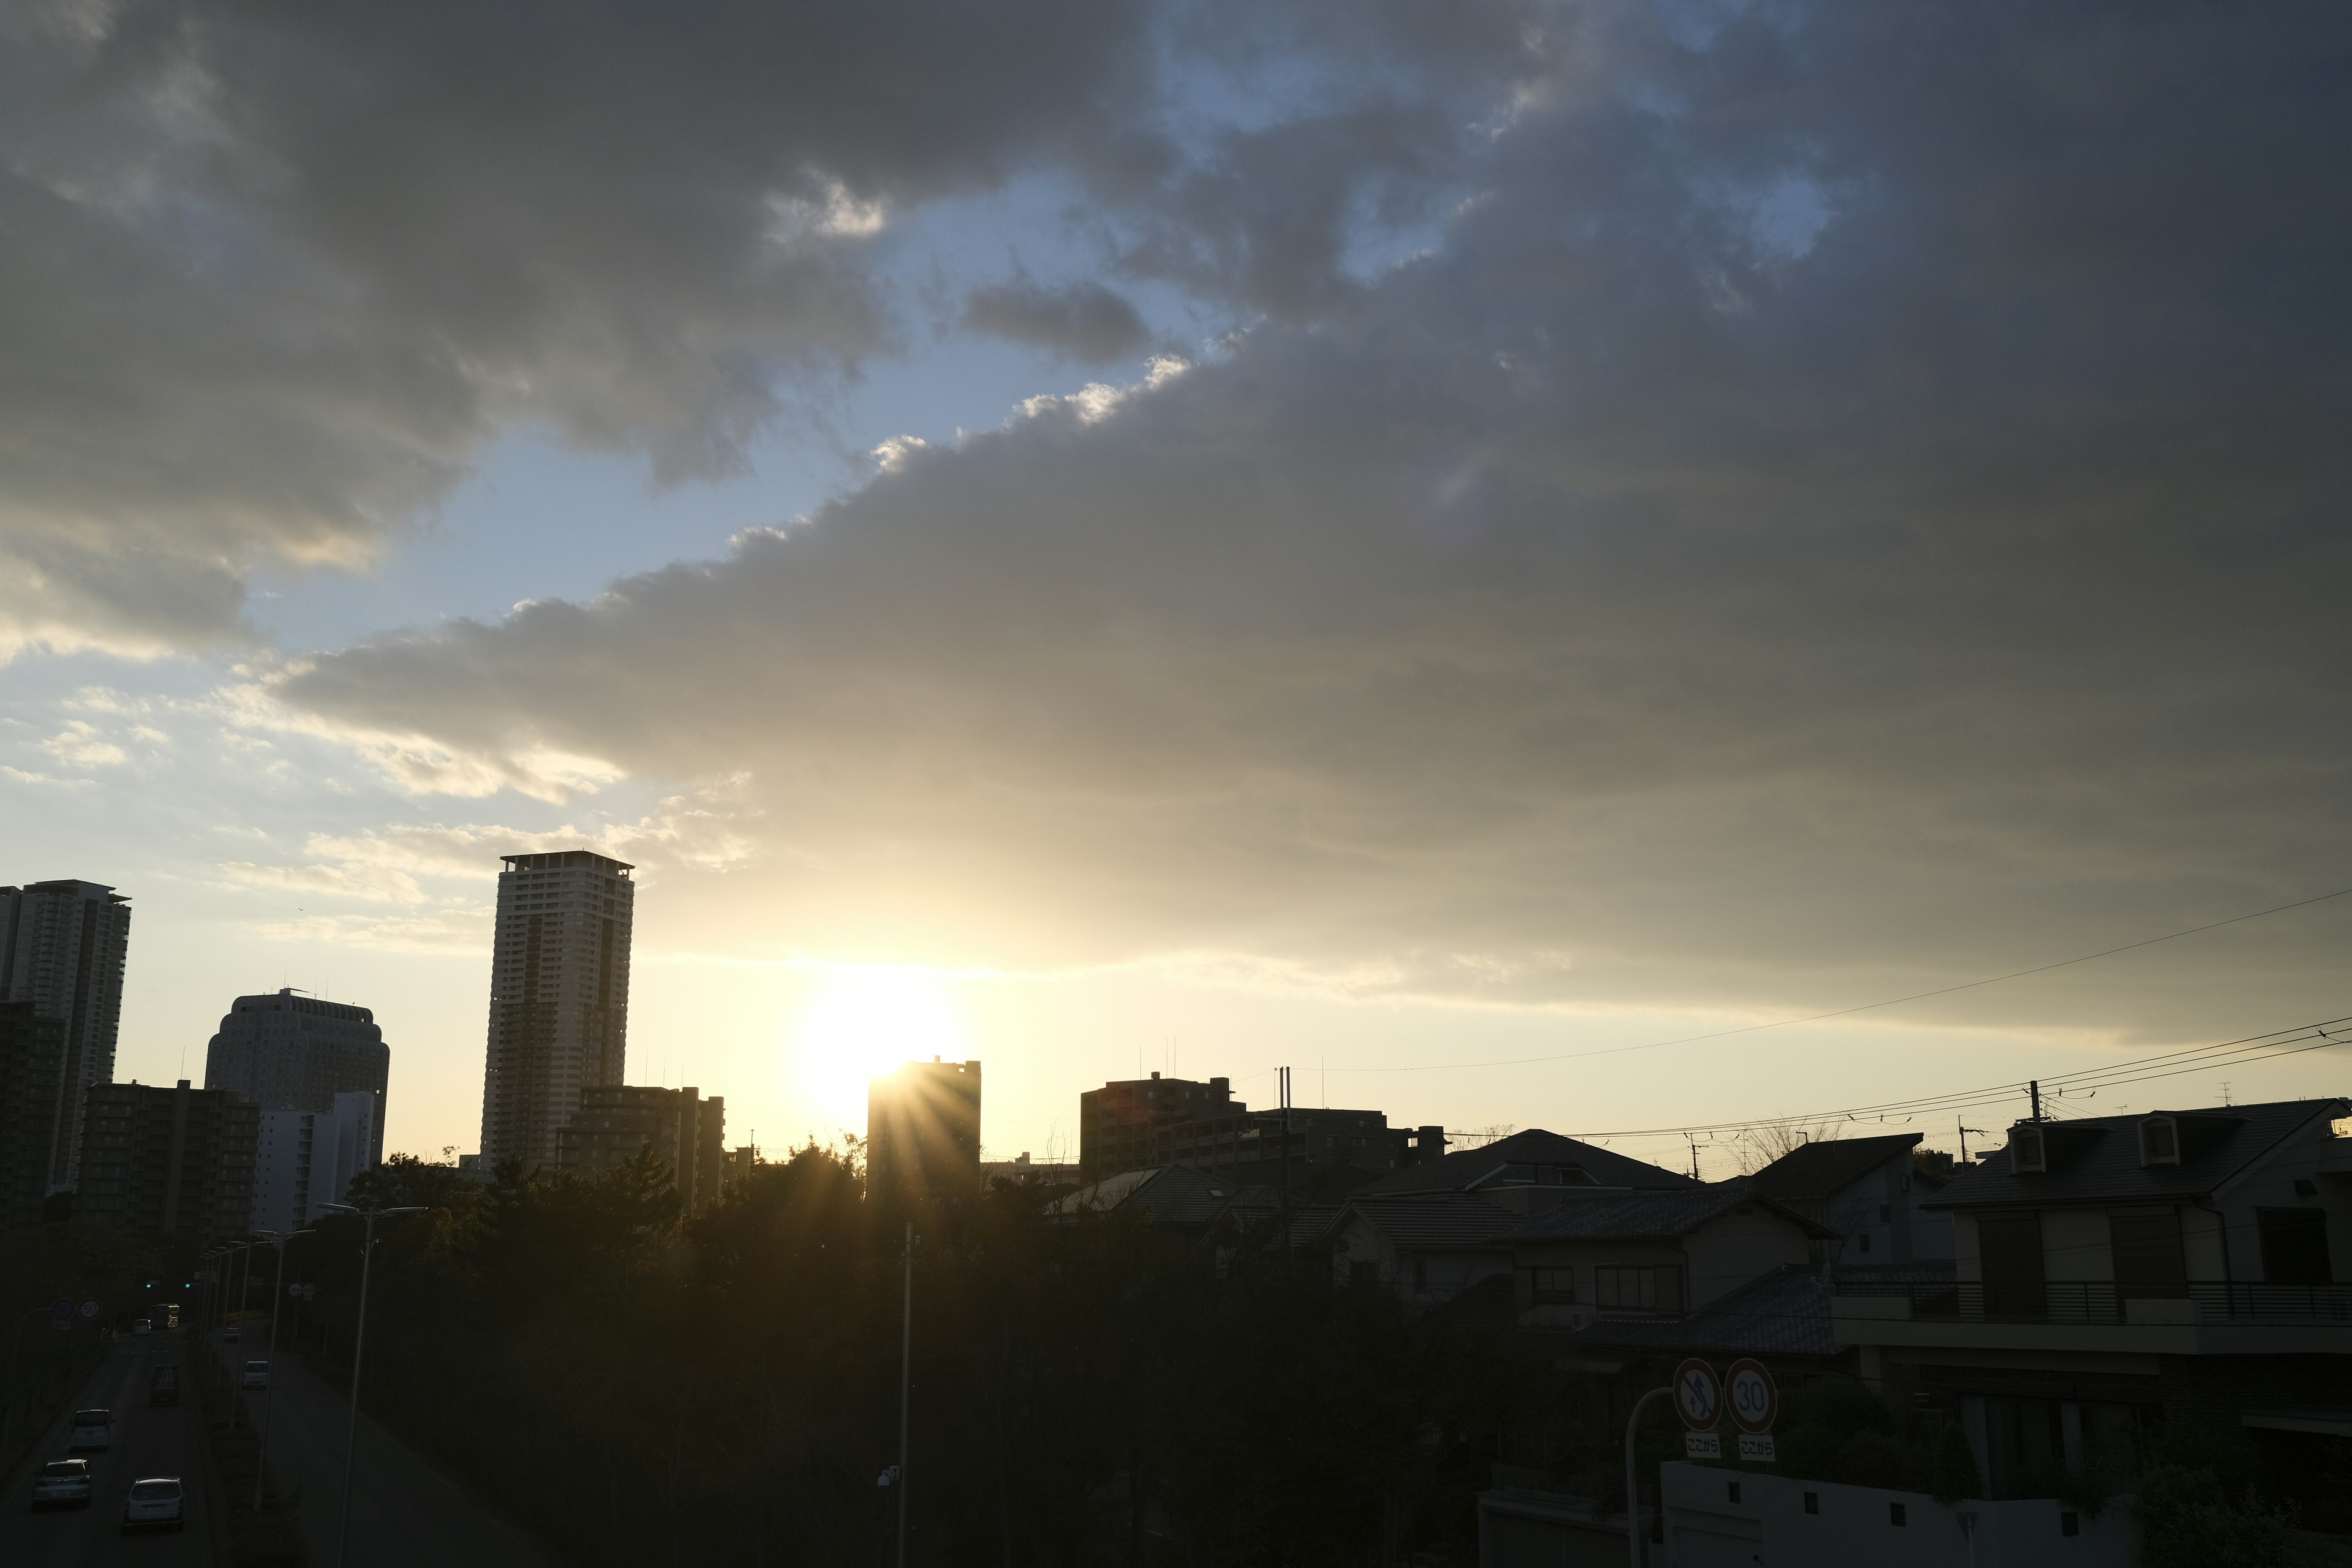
1929, 1422, 1981, 1507
2133, 1461, 2296, 1568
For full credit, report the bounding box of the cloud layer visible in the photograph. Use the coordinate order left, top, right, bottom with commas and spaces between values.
265, 2, 2352, 1026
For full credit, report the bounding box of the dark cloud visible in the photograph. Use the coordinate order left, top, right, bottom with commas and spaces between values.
277, 1, 2352, 1030
962, 278, 1151, 363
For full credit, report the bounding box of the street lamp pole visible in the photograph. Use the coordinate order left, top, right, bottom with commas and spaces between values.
251, 1229, 314, 1510
897, 1221, 912, 1568
322, 1204, 423, 1568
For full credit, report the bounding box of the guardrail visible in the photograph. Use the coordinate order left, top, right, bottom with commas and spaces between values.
1834, 1278, 2352, 1324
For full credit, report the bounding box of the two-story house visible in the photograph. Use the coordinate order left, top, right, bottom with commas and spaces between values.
1751, 1130, 1954, 1264
1831, 1097, 2352, 1503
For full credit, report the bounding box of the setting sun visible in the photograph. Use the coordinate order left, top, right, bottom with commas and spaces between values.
789, 966, 973, 1134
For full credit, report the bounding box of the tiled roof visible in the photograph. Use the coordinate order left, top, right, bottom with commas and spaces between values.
1352, 1129, 1697, 1198
1749, 1133, 1920, 1203
1332, 1194, 1527, 1248
1575, 1264, 1839, 1359
1504, 1182, 1837, 1243
1050, 1164, 1245, 1227
1928, 1098, 2346, 1210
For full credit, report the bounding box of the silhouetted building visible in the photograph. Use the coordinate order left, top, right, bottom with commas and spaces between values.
480, 850, 635, 1174
205, 989, 390, 1169
252, 1091, 378, 1232
1, 879, 132, 1189
0, 1002, 67, 1229
556, 1085, 727, 1214
868, 1058, 982, 1207
1079, 1071, 1444, 1179
77, 1079, 257, 1245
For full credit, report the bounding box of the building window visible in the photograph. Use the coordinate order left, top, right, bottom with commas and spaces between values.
1858, 1232, 1872, 1254
2139, 1117, 2179, 1167
1879, 1204, 1892, 1222
2109, 1208, 2187, 1300
2010, 1125, 2046, 1174
1529, 1268, 1577, 1305
1594, 1265, 1683, 1316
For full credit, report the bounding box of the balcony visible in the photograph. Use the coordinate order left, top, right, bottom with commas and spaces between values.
1836, 1278, 2352, 1325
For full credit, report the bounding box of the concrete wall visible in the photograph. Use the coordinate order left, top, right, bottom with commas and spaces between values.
1659, 1463, 2134, 1567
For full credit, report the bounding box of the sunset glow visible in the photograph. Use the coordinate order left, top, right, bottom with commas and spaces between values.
790, 967, 973, 1134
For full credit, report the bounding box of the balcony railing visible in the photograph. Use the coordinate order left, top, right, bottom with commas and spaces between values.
1836, 1278, 2352, 1325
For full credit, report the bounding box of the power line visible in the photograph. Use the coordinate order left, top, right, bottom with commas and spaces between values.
1325, 883, 2352, 1076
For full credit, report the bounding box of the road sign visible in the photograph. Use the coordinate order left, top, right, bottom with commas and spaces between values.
1673, 1358, 1724, 1431
1726, 1358, 1779, 1433
1738, 1433, 1777, 1464
1684, 1431, 1722, 1459
50, 1298, 71, 1322
78, 1299, 100, 1321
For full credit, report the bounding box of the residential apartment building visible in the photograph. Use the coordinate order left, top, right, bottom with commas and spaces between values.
1079, 1071, 1446, 1179
1831, 1098, 2352, 1508
205, 988, 391, 1169
480, 850, 636, 1174
0, 879, 132, 1189
868, 1058, 982, 1208
556, 1084, 728, 1214
76, 1079, 258, 1246
252, 1091, 378, 1233
0, 1003, 67, 1228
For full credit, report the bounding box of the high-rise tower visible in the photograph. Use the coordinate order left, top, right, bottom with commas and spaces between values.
480, 851, 635, 1174
0, 880, 132, 1190
205, 989, 390, 1167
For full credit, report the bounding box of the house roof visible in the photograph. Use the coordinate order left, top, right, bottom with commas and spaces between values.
1575, 1264, 1840, 1359
1927, 1098, 2347, 1210
1506, 1181, 1838, 1243
1050, 1164, 1251, 1227
1351, 1129, 1697, 1199
1749, 1133, 1921, 1203
1329, 1194, 1529, 1249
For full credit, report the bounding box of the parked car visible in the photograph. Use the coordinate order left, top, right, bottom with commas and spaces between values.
149, 1366, 179, 1406
30, 1460, 92, 1510
241, 1360, 268, 1390
119, 1478, 184, 1534
66, 1411, 111, 1452
130, 1319, 151, 1336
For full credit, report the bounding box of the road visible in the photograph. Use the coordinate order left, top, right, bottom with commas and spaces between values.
210, 1329, 567, 1568
0, 1331, 209, 1566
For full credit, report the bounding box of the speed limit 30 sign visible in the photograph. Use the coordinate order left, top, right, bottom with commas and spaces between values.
1725, 1358, 1779, 1462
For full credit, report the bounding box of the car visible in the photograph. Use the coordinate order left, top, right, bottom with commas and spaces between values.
221, 1327, 239, 1344
149, 1366, 179, 1407
130, 1319, 151, 1336
119, 1477, 184, 1534
30, 1460, 92, 1510
241, 1360, 268, 1390
66, 1410, 111, 1452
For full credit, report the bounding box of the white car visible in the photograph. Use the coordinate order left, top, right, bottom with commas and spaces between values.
29, 1460, 92, 1510
241, 1360, 269, 1390
66, 1410, 111, 1452
120, 1477, 184, 1534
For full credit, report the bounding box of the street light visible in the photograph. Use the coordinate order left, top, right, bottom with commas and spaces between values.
249, 1227, 317, 1510
320, 1202, 425, 1568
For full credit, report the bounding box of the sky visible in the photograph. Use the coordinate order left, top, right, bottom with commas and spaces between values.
5, 0, 2350, 1179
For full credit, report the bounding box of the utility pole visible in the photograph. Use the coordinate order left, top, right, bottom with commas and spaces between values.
897, 1223, 913, 1568
323, 1203, 424, 1568
2029, 1080, 2041, 1122
253, 1229, 311, 1510
1278, 1066, 1292, 1271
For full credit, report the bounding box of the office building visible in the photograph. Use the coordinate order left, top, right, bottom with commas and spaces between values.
0, 1003, 67, 1228
205, 989, 390, 1169
0, 880, 132, 1189
478, 850, 635, 1174
76, 1079, 257, 1246
868, 1058, 982, 1207
252, 1091, 379, 1233
555, 1085, 727, 1214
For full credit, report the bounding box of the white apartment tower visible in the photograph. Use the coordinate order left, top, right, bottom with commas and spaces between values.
205, 989, 390, 1168
0, 880, 132, 1190
480, 851, 635, 1174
